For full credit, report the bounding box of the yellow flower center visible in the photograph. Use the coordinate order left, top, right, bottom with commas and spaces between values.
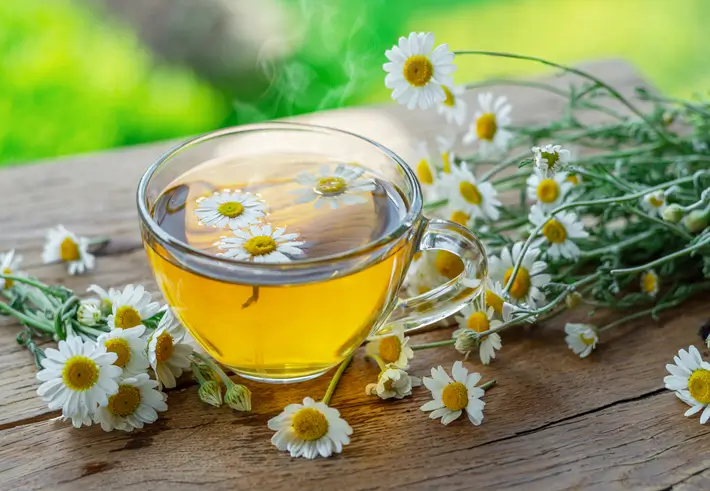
466, 311, 489, 333
416, 160, 434, 185
566, 174, 579, 185
642, 272, 658, 294
542, 151, 560, 169
503, 267, 531, 300
485, 289, 504, 315
649, 195, 665, 208
442, 86, 455, 107
537, 179, 560, 204
378, 336, 402, 364
2, 268, 13, 288
402, 55, 433, 87
60, 238, 80, 262
542, 219, 568, 244
441, 152, 451, 173
104, 338, 132, 369
291, 407, 329, 441
459, 182, 483, 205
476, 113, 497, 141
315, 177, 347, 195
107, 385, 142, 417
580, 333, 596, 346
435, 250, 464, 279
155, 332, 174, 363
441, 382, 469, 411
62, 356, 99, 391
244, 236, 278, 256
217, 201, 244, 218
449, 210, 470, 227
689, 369, 710, 405
114, 306, 142, 329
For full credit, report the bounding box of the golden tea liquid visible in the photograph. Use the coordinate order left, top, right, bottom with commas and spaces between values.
146, 154, 415, 381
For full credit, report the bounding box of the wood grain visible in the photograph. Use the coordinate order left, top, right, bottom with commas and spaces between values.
2, 60, 708, 491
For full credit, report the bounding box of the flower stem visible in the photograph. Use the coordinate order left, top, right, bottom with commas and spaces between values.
0, 274, 57, 297
611, 234, 710, 275
0, 302, 54, 334
480, 379, 497, 392
322, 353, 355, 405
411, 339, 455, 351
192, 351, 234, 388
365, 354, 387, 371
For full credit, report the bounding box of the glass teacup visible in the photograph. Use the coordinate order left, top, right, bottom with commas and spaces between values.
137, 122, 487, 383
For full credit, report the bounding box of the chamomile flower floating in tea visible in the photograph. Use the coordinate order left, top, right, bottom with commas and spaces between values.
438, 162, 501, 221
463, 93, 513, 156
532, 144, 572, 175
194, 189, 266, 229
93, 373, 168, 432
97, 326, 149, 378
148, 309, 192, 389
365, 367, 421, 400
641, 190, 667, 216
218, 224, 305, 263
641, 270, 660, 297
291, 163, 377, 210
107, 284, 161, 330
526, 169, 573, 212
383, 32, 456, 110
42, 225, 95, 275
87, 284, 117, 317
528, 204, 588, 261
268, 397, 353, 459
489, 243, 550, 308
436, 84, 468, 126
36, 336, 122, 428
664, 346, 710, 424
365, 325, 414, 369
420, 361, 489, 426
564, 323, 599, 359
453, 306, 502, 365
0, 249, 22, 290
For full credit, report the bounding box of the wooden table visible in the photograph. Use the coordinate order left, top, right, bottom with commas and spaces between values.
2, 61, 709, 491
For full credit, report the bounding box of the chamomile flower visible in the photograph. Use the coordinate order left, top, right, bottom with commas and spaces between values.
195, 189, 266, 229
564, 323, 598, 358
436, 134, 456, 174
463, 93, 513, 155
291, 164, 376, 209
641, 269, 660, 297
36, 336, 122, 428
526, 168, 573, 211
365, 367, 421, 400
489, 242, 550, 308
437, 84, 468, 126
664, 346, 710, 424
404, 251, 447, 296
0, 249, 22, 290
529, 204, 588, 261
93, 373, 167, 432
77, 300, 102, 326
42, 225, 94, 275
217, 224, 305, 263
532, 144, 572, 175
365, 324, 414, 369
447, 209, 471, 228
453, 306, 502, 365
641, 190, 667, 216
420, 361, 486, 425
412, 141, 439, 199
87, 284, 116, 317
438, 162, 501, 221
268, 397, 353, 459
97, 326, 149, 378
107, 284, 161, 330
148, 309, 192, 389
383, 32, 456, 110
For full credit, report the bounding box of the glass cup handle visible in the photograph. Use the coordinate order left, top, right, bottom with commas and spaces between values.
382, 218, 488, 333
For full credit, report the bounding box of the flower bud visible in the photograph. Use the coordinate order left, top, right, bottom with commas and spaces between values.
683, 209, 710, 233
77, 300, 101, 326
198, 380, 223, 407
454, 332, 479, 356
565, 292, 582, 309
224, 383, 252, 412
661, 204, 684, 224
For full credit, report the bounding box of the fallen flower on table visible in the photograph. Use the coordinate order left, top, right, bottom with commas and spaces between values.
365, 324, 414, 369
665, 346, 710, 424
365, 366, 421, 400
42, 225, 97, 275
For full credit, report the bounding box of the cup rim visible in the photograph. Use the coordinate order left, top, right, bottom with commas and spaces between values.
136, 121, 423, 269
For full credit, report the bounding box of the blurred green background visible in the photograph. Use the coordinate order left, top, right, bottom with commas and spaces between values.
1, 0, 708, 166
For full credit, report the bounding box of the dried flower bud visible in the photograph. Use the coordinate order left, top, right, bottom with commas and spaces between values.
565, 292, 582, 309
198, 380, 223, 407
683, 209, 710, 233
225, 383, 252, 412
662, 204, 684, 224
77, 300, 101, 326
